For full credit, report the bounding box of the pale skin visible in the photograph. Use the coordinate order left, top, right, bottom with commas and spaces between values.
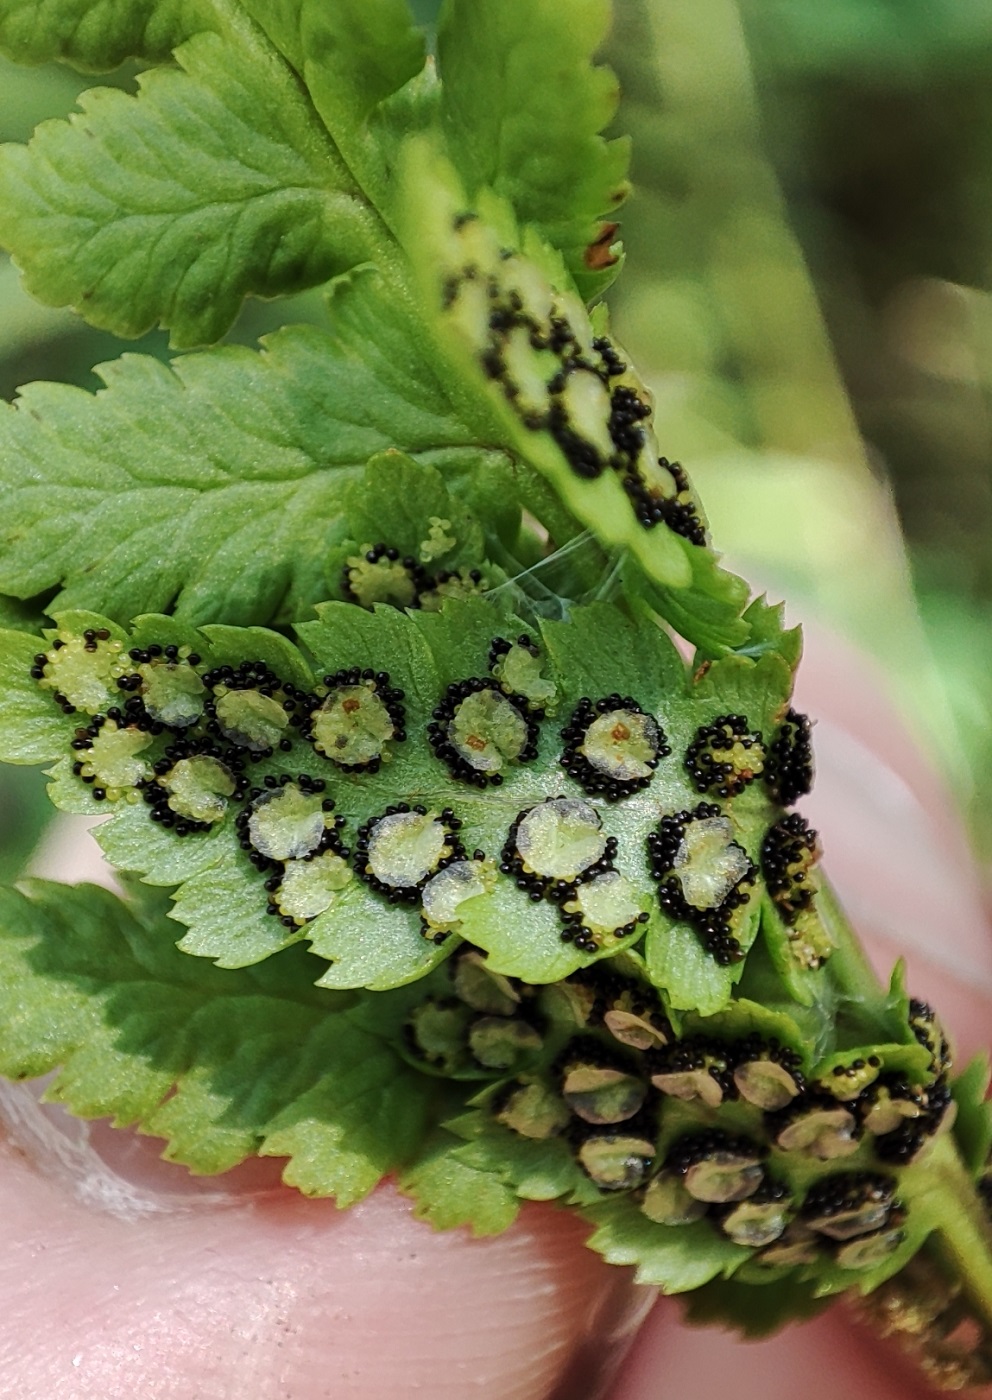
3, 624, 990, 1399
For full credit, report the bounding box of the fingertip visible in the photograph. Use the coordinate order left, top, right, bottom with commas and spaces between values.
0, 1125, 650, 1399
606, 1297, 942, 1400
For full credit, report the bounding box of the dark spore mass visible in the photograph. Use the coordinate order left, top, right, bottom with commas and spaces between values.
762, 813, 819, 923
685, 714, 764, 798
766, 708, 814, 806
560, 695, 668, 801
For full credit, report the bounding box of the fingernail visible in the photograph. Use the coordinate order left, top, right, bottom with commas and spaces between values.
547, 1269, 658, 1399
0, 1075, 285, 1216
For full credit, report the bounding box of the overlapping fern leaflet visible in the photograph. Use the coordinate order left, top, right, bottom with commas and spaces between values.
0, 0, 745, 633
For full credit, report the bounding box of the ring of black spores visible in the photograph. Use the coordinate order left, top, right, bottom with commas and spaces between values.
198, 658, 304, 760
762, 813, 819, 924
300, 666, 407, 773
137, 734, 247, 836
766, 708, 814, 807
685, 713, 763, 798
428, 676, 540, 787
559, 694, 669, 801
114, 642, 205, 733
499, 803, 620, 955
647, 803, 755, 966
233, 770, 343, 866
354, 804, 467, 905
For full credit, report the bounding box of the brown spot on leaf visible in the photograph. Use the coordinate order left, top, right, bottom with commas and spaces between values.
584, 223, 620, 271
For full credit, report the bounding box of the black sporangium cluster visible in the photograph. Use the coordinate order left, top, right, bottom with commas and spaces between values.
665, 1127, 768, 1184
566, 964, 675, 1046
685, 714, 764, 798
646, 1035, 738, 1104
500, 801, 632, 954
559, 694, 670, 801
116, 644, 206, 728
342, 541, 485, 611
427, 676, 540, 787
800, 1170, 896, 1228
762, 812, 820, 923
33, 625, 829, 969
31, 628, 116, 714
445, 233, 707, 543
354, 804, 467, 905
342, 542, 433, 609
656, 460, 707, 547
233, 770, 343, 871
489, 634, 533, 662
908, 998, 953, 1077
766, 708, 814, 807
460, 954, 950, 1266
199, 658, 296, 751
642, 1032, 806, 1114
768, 1062, 953, 1169
300, 667, 407, 774
559, 891, 650, 955
135, 739, 245, 833
555, 1033, 650, 1124
69, 711, 152, 802
603, 373, 706, 538
873, 1078, 953, 1166
569, 1107, 660, 1192
647, 802, 757, 965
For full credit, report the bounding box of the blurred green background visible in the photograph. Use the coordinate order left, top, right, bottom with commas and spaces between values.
1, 0, 991, 871
605, 0, 992, 867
